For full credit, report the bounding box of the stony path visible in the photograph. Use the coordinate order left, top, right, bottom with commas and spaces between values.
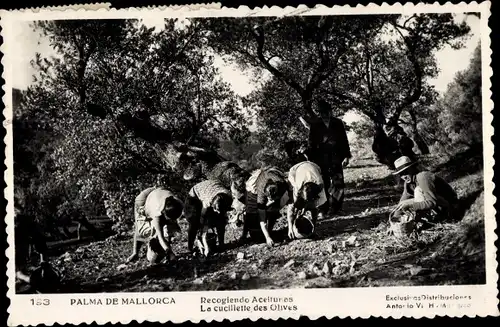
17, 157, 485, 293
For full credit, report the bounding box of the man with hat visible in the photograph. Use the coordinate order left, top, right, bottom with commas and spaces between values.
392, 156, 458, 223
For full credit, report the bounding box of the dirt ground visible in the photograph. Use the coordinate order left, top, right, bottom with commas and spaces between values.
16, 152, 486, 293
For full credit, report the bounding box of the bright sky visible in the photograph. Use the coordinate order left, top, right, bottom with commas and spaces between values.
12, 13, 480, 127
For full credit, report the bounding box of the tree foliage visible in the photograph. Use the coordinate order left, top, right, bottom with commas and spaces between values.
328, 14, 470, 125
201, 15, 389, 115
14, 15, 479, 236
421, 43, 482, 152
15, 19, 250, 232
199, 14, 470, 167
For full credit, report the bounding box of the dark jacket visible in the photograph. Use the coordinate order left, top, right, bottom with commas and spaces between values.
306, 116, 352, 161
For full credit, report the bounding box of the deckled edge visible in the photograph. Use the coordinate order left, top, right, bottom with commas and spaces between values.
121, 3, 223, 11
0, 3, 112, 12
0, 2, 223, 14
1, 1, 497, 326
482, 0, 499, 320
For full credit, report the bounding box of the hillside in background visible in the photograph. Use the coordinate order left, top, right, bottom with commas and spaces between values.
218, 134, 262, 164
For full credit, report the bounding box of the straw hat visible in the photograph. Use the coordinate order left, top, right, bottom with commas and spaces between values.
392, 156, 418, 175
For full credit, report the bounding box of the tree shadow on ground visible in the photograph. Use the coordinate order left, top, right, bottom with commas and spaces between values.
201, 254, 315, 290
235, 228, 289, 246
223, 240, 245, 251
346, 187, 401, 203
345, 174, 401, 193
55, 252, 234, 293
348, 163, 385, 169
334, 247, 486, 288
46, 232, 116, 258
431, 147, 483, 181
341, 194, 400, 216
455, 190, 484, 220
419, 252, 486, 285
331, 249, 430, 288
315, 211, 388, 239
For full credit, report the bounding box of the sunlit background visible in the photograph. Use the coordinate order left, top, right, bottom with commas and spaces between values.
12, 13, 480, 127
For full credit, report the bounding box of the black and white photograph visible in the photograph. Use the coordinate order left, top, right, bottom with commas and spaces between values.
9, 8, 489, 296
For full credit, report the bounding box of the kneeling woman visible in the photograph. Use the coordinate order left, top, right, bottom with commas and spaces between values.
241, 166, 291, 247
184, 180, 233, 257
126, 187, 184, 264
287, 161, 328, 240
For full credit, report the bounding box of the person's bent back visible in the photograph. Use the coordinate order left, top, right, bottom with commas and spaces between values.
127, 187, 183, 264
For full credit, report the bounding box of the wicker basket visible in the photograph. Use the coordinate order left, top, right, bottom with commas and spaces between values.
388, 209, 416, 238
293, 210, 315, 239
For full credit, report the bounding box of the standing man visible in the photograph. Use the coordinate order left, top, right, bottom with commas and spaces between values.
384, 124, 416, 162
372, 123, 399, 169
299, 99, 352, 215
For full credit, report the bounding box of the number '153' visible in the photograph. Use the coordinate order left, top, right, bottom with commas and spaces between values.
30, 299, 50, 306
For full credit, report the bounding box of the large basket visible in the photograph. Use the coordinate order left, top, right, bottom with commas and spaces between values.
388, 209, 416, 238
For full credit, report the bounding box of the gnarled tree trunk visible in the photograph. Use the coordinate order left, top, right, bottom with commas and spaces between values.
408, 110, 430, 155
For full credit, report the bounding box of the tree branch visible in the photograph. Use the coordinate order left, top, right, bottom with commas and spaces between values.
167, 25, 200, 67
402, 14, 418, 28
365, 46, 374, 95
123, 144, 165, 173
372, 67, 400, 86
307, 25, 350, 98
408, 109, 418, 127
251, 25, 307, 100
329, 86, 369, 117
389, 23, 423, 124
185, 117, 210, 145
212, 115, 239, 131
305, 31, 330, 94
